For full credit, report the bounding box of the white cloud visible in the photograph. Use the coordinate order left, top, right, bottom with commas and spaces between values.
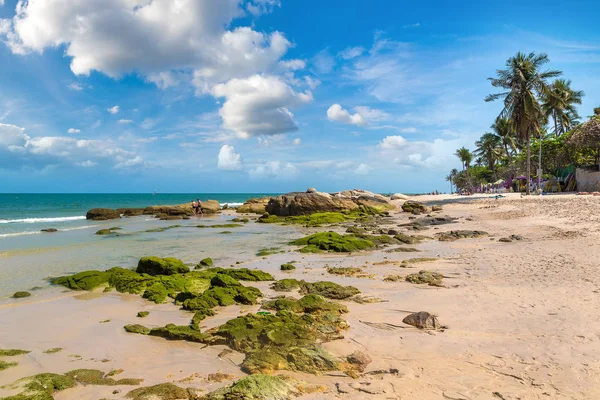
118, 119, 133, 124
338, 46, 365, 60
292, 138, 301, 145
246, 0, 280, 16
249, 161, 298, 180
399, 127, 417, 133
280, 59, 305, 71
327, 104, 366, 126
67, 128, 80, 134
0, 122, 144, 170
379, 135, 408, 149
217, 144, 242, 171
108, 105, 120, 114
354, 106, 391, 122
304, 76, 321, 90
313, 49, 335, 74
76, 160, 97, 168
403, 23, 420, 28
146, 71, 181, 90
355, 163, 372, 175
212, 75, 312, 138
137, 136, 157, 143
68, 83, 83, 91
141, 118, 157, 130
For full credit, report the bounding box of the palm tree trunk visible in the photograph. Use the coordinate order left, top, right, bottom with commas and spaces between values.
553, 111, 559, 137
526, 136, 531, 195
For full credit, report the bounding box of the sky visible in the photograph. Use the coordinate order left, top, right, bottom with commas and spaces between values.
0, 0, 599, 194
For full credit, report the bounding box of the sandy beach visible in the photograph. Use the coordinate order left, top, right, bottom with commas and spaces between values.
1, 193, 600, 399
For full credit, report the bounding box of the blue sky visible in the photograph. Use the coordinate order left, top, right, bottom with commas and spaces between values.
0, 0, 598, 193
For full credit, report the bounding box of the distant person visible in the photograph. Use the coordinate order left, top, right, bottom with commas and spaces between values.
196, 199, 203, 216
191, 200, 197, 216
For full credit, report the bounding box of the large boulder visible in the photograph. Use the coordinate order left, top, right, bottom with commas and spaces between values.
143, 205, 192, 217
401, 200, 429, 214
136, 256, 189, 276
86, 208, 121, 220
391, 193, 410, 200
402, 311, 441, 330
237, 197, 271, 214
266, 189, 394, 216
201, 200, 221, 214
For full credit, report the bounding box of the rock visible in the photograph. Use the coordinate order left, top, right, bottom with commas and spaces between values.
402, 311, 441, 330
291, 232, 376, 253
41, 228, 58, 233
202, 375, 304, 400
346, 351, 372, 372
137, 311, 149, 318
391, 193, 410, 200
211, 274, 241, 288
237, 197, 271, 214
117, 208, 145, 217
201, 200, 221, 214
124, 324, 152, 335
266, 189, 394, 216
86, 208, 121, 220
96, 229, 114, 235
136, 256, 189, 276
307, 187, 317, 193
126, 383, 188, 400
52, 270, 110, 291
401, 201, 429, 214
12, 291, 31, 298
405, 270, 444, 287
280, 263, 296, 271
401, 215, 457, 228
498, 237, 513, 243
437, 230, 488, 241
198, 257, 214, 267
432, 205, 443, 212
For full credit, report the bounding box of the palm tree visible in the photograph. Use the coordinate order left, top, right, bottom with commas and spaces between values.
454, 147, 473, 191
474, 132, 504, 172
542, 79, 584, 136
486, 52, 561, 195
491, 117, 517, 160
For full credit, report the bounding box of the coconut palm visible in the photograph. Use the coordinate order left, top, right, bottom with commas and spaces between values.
491, 117, 517, 159
474, 132, 504, 172
485, 52, 562, 195
454, 147, 472, 171
542, 79, 584, 136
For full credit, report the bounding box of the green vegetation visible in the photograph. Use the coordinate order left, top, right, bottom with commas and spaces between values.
0, 360, 17, 371
43, 348, 62, 354
136, 256, 189, 275
291, 232, 375, 253
0, 349, 30, 357
126, 383, 188, 400
280, 263, 296, 271
231, 217, 250, 223
197, 257, 213, 267
144, 224, 181, 233
256, 247, 284, 257
326, 267, 363, 276
270, 279, 360, 299
447, 52, 599, 194
137, 311, 149, 318
52, 270, 111, 291
202, 375, 304, 400
197, 223, 243, 229
256, 213, 282, 223
11, 291, 31, 299
405, 270, 444, 287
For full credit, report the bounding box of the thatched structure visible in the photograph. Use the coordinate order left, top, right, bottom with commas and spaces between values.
569, 117, 600, 169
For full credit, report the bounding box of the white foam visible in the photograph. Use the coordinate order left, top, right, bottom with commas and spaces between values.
0, 216, 86, 224
222, 202, 243, 208
0, 224, 98, 239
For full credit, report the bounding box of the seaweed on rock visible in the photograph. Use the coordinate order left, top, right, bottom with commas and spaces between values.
291, 232, 375, 253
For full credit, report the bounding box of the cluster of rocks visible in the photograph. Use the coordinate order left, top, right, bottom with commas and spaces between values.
86, 201, 221, 221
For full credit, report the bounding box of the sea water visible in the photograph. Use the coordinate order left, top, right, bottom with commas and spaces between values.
0, 193, 296, 301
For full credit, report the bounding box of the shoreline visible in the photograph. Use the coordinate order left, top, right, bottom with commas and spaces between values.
1, 193, 599, 398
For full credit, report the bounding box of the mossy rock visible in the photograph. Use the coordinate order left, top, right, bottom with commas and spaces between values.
0, 373, 76, 399
436, 230, 488, 241
65, 369, 142, 386
142, 282, 168, 303
52, 270, 110, 291
202, 374, 303, 400
270, 279, 301, 292
0, 360, 18, 371
291, 232, 375, 253
124, 324, 151, 335
263, 295, 347, 315
11, 291, 31, 298
210, 274, 241, 288
0, 349, 30, 357
206, 267, 274, 282
405, 270, 444, 287
136, 256, 189, 276
402, 201, 429, 214
256, 247, 284, 257
149, 324, 207, 343
394, 233, 424, 244
95, 229, 115, 235
231, 218, 250, 223
256, 213, 282, 224
196, 223, 243, 229
126, 383, 188, 400
198, 257, 213, 267
280, 263, 296, 271
326, 267, 363, 276
137, 311, 149, 318
300, 281, 360, 299
43, 348, 62, 354
284, 212, 352, 227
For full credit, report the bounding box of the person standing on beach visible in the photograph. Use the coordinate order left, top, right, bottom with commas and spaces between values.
197, 199, 203, 216
191, 200, 197, 216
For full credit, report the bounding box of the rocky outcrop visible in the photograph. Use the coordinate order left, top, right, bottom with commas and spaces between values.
86, 208, 122, 221
266, 189, 394, 216
201, 200, 221, 214
237, 197, 271, 214
391, 193, 410, 200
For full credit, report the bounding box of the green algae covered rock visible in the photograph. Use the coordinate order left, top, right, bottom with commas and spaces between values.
11, 291, 31, 299
124, 324, 151, 335
202, 374, 302, 400
405, 270, 444, 287
210, 273, 241, 288
0, 373, 76, 400
65, 369, 142, 386
300, 281, 360, 299
280, 263, 296, 271
52, 270, 111, 291
126, 383, 189, 400
0, 360, 17, 371
198, 257, 213, 267
149, 324, 207, 343
401, 201, 429, 214
136, 256, 189, 276
270, 279, 301, 292
256, 213, 282, 224
263, 295, 348, 315
0, 349, 30, 357
142, 282, 168, 303
284, 212, 351, 227
291, 232, 375, 253
205, 267, 274, 282
137, 311, 149, 318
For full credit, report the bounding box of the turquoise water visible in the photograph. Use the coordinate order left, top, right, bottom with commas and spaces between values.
0, 193, 276, 237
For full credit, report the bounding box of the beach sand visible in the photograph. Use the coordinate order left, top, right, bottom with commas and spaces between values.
1, 193, 600, 399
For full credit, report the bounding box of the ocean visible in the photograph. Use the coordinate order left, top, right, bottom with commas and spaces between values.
0, 193, 294, 300
0, 193, 276, 238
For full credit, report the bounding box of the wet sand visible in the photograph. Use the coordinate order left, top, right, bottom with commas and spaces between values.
2, 194, 600, 399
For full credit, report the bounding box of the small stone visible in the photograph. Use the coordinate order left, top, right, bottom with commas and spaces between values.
402, 311, 441, 330
346, 351, 372, 372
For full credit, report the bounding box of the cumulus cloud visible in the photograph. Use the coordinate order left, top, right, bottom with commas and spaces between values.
108, 105, 120, 114
118, 119, 133, 124
76, 160, 97, 168
354, 106, 390, 122
313, 49, 335, 74
249, 161, 298, 180
0, 122, 144, 170
246, 0, 280, 16
217, 144, 242, 171
67, 128, 80, 134
327, 104, 366, 126
379, 135, 407, 149
212, 75, 313, 138
279, 59, 306, 71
